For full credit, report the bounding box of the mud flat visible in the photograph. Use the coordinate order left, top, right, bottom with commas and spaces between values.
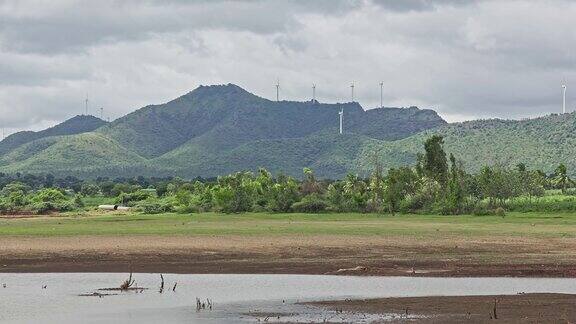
2, 235, 576, 277
308, 293, 576, 323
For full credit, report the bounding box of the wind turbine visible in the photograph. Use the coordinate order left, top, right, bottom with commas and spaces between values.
562, 83, 567, 114
312, 83, 316, 102
379, 81, 384, 108
350, 82, 355, 102
100, 107, 104, 120
275, 79, 280, 102
339, 109, 343, 134
85, 95, 89, 115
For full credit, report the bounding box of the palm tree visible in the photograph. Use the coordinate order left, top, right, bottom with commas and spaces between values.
554, 163, 571, 194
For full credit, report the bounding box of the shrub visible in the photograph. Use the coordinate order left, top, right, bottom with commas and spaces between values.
74, 194, 84, 208
30, 200, 75, 214
176, 204, 201, 213
116, 190, 155, 206
0, 198, 12, 213
32, 188, 67, 203
80, 183, 100, 196
135, 199, 174, 214
172, 191, 205, 213
212, 185, 254, 213
494, 207, 506, 217
27, 188, 75, 213
472, 204, 491, 216
291, 195, 328, 213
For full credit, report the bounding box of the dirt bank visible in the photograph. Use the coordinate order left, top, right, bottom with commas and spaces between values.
1, 235, 576, 276
308, 293, 576, 323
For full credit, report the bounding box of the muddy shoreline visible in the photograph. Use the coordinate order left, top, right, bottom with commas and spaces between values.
307, 293, 576, 323
2, 235, 576, 277
3, 253, 576, 277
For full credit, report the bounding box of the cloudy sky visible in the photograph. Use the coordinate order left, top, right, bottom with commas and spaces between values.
1, 0, 575, 135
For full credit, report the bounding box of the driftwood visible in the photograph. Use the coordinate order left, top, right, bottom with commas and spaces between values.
159, 274, 165, 293
120, 269, 135, 290
98, 265, 147, 292
98, 287, 146, 292
79, 292, 118, 298
493, 298, 499, 319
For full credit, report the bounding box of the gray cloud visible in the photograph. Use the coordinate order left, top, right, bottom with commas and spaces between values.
0, 0, 354, 54
371, 0, 480, 12
0, 0, 575, 135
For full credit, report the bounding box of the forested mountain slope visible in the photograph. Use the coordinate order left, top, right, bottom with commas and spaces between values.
0, 115, 107, 156
0, 84, 450, 178
389, 113, 576, 174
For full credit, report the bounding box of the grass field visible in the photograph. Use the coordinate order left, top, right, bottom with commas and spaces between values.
1, 210, 576, 238
2, 210, 576, 276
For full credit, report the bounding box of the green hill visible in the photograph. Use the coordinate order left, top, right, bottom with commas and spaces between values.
389, 113, 576, 175
98, 84, 445, 156
0, 115, 107, 156
5, 84, 576, 178
0, 133, 146, 174
0, 84, 450, 178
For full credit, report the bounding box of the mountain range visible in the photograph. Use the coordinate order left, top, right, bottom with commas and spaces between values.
0, 83, 573, 178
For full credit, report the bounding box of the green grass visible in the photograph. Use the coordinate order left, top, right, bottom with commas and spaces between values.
1, 211, 576, 238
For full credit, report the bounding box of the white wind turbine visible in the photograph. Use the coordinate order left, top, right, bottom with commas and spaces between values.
379, 81, 384, 108
312, 83, 316, 102
562, 82, 567, 114
275, 79, 280, 102
85, 95, 89, 115
350, 82, 355, 102
339, 108, 343, 134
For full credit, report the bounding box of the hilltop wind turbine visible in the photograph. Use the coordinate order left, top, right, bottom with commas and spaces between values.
275, 79, 280, 102
339, 109, 343, 134
379, 81, 384, 108
562, 82, 567, 114
100, 107, 104, 120
312, 83, 316, 102
350, 82, 355, 102
85, 95, 89, 115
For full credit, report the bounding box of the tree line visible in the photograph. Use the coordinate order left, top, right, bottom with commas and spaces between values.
0, 135, 574, 215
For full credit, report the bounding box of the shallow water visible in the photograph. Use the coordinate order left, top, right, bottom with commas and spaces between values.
1, 273, 575, 323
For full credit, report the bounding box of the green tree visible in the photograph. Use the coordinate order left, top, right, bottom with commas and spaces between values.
268, 174, 300, 212
80, 183, 100, 196
301, 167, 321, 195
525, 170, 546, 201
368, 157, 385, 212
99, 181, 115, 196
423, 135, 448, 187
478, 166, 520, 206
384, 167, 418, 214
342, 173, 368, 212
254, 168, 274, 209
30, 188, 74, 213
1, 182, 29, 209
326, 182, 345, 212
213, 172, 256, 213
444, 154, 466, 214
554, 163, 571, 194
